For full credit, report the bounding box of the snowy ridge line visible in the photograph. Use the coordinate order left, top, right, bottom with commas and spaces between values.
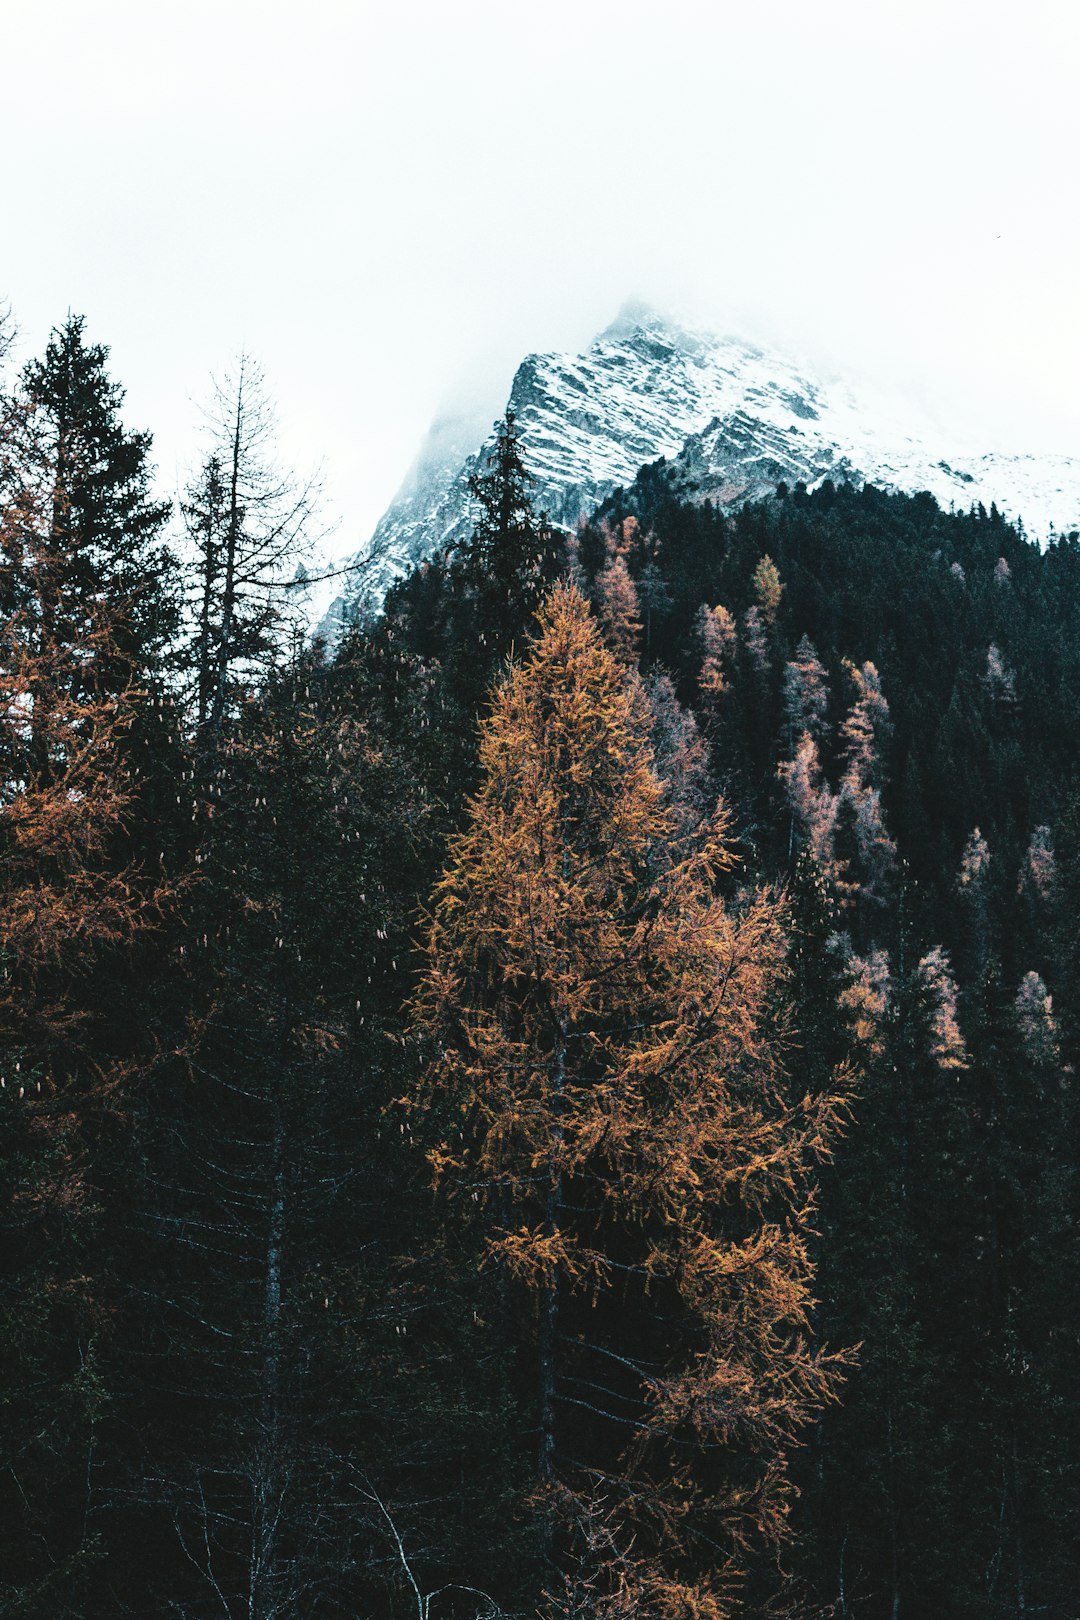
327, 304, 1080, 625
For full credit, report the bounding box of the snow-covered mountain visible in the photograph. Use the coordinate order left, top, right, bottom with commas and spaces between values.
333, 303, 1080, 619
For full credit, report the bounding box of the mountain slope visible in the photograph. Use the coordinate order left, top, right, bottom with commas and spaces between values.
334, 304, 1080, 617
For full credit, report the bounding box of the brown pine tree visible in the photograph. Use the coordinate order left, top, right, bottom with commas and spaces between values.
411, 582, 851, 1618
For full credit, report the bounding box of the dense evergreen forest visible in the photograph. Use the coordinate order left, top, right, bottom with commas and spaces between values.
2, 315, 1078, 1620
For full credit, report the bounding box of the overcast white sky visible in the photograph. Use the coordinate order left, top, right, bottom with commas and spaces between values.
3, 0, 1078, 564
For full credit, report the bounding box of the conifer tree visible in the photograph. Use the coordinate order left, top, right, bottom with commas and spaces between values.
751, 553, 783, 625
742, 603, 770, 673
835, 661, 897, 913
637, 551, 671, 661
778, 639, 838, 873
0, 333, 176, 1613
4, 314, 176, 673
594, 523, 642, 662
412, 582, 850, 1616
456, 407, 559, 663
1, 314, 185, 880
779, 731, 839, 874
783, 636, 830, 745
698, 602, 737, 702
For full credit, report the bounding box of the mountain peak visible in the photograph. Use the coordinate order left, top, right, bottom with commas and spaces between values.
596, 300, 710, 358
599, 299, 668, 339
327, 311, 1080, 624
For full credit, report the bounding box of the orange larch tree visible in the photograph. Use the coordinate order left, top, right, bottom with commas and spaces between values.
411, 582, 851, 1618
594, 520, 642, 663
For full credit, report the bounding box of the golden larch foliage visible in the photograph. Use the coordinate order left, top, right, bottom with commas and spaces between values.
411, 581, 852, 1614
596, 537, 642, 663
751, 554, 783, 626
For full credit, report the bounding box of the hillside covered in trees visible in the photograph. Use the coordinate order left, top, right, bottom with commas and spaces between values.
2, 315, 1078, 1620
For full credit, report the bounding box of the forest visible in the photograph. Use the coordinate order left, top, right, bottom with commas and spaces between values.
1, 313, 1078, 1620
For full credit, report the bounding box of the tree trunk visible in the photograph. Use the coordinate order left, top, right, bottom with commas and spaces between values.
538, 1034, 565, 1487
208, 384, 243, 758
1012, 1426, 1026, 1620
196, 495, 219, 733
249, 1094, 287, 1620
884, 1336, 901, 1620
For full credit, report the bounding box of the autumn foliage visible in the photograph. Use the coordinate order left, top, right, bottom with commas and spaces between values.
413, 582, 851, 1615
4, 313, 1080, 1618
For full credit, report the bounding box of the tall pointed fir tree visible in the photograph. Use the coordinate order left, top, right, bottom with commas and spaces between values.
0, 317, 179, 1614
412, 582, 851, 1618
8, 314, 176, 672
454, 406, 560, 669
363, 405, 563, 827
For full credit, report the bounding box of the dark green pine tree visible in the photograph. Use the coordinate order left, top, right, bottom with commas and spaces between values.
181, 451, 229, 734
9, 313, 177, 670
455, 406, 560, 667
0, 316, 182, 1617
114, 637, 522, 1619
2, 312, 185, 868
363, 407, 564, 825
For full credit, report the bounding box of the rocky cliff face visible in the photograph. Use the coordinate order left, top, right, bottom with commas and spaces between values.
331, 303, 1080, 620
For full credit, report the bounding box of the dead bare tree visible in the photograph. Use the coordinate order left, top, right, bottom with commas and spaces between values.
182, 355, 324, 764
